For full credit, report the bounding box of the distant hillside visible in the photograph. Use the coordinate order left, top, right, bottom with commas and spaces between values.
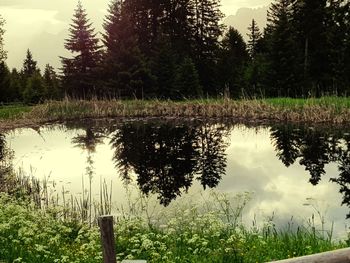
223, 6, 269, 41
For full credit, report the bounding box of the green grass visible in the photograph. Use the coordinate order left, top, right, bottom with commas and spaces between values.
0, 104, 31, 120
3, 97, 350, 129
0, 192, 345, 263
262, 96, 350, 108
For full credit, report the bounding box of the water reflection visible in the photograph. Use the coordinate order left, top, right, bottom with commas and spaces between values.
3, 120, 350, 221
110, 121, 229, 205
271, 125, 350, 217
72, 127, 105, 178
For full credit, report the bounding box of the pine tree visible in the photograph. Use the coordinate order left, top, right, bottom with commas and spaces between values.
9, 69, 22, 101
247, 19, 262, 60
174, 57, 202, 99
264, 0, 303, 97
61, 1, 101, 98
0, 15, 7, 62
23, 71, 45, 104
192, 0, 224, 95
0, 62, 11, 102
217, 27, 249, 98
292, 0, 330, 95
43, 64, 60, 99
102, 0, 153, 99
22, 49, 38, 77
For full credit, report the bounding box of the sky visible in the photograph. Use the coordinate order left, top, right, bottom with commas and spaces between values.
0, 0, 271, 70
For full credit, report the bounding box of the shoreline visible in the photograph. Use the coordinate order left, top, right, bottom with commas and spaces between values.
2, 97, 350, 131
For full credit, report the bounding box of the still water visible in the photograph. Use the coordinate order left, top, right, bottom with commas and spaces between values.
2, 119, 350, 237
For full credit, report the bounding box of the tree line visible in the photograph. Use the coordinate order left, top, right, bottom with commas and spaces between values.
1, 0, 350, 103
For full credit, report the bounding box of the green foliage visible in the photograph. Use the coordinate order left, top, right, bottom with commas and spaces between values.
61, 1, 101, 98
23, 72, 46, 104
0, 62, 11, 102
0, 15, 6, 62
0, 194, 102, 263
174, 57, 202, 99
43, 64, 61, 100
217, 27, 249, 98
0, 192, 343, 263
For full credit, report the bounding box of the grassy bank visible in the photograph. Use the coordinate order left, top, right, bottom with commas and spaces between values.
0, 192, 345, 263
2, 97, 350, 130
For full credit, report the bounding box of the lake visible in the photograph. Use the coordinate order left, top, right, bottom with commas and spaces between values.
1, 118, 350, 238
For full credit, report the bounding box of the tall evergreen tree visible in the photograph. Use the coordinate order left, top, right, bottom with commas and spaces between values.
174, 57, 202, 99
192, 0, 224, 94
217, 27, 249, 98
43, 64, 60, 99
0, 15, 6, 62
102, 0, 153, 99
247, 19, 262, 60
22, 49, 38, 78
0, 62, 11, 102
9, 69, 22, 102
264, 0, 303, 97
292, 0, 330, 95
61, 1, 101, 98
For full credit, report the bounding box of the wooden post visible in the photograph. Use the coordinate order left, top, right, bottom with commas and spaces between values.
98, 215, 117, 263
269, 247, 350, 263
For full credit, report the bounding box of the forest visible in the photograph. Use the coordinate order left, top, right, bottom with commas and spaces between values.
0, 0, 350, 103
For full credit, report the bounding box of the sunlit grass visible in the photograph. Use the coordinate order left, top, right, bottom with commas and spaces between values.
2, 97, 350, 128
0, 104, 31, 120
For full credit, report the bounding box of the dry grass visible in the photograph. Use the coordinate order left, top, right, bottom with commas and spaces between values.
2, 97, 350, 131
26, 98, 350, 123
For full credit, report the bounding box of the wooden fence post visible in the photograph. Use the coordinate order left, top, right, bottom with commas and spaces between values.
98, 215, 117, 263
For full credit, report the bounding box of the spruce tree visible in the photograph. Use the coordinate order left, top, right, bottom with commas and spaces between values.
0, 62, 11, 102
102, 0, 153, 99
9, 69, 22, 102
0, 15, 6, 62
61, 1, 101, 98
22, 49, 38, 77
217, 27, 249, 98
247, 19, 262, 60
43, 64, 60, 99
174, 57, 202, 99
192, 0, 224, 95
264, 0, 302, 97
292, 0, 330, 95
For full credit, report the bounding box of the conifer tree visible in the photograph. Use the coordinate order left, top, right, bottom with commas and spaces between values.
217, 27, 249, 98
264, 0, 302, 97
0, 15, 7, 62
9, 69, 22, 101
192, 0, 224, 94
174, 57, 202, 99
23, 71, 45, 104
292, 0, 330, 94
0, 62, 11, 102
22, 49, 38, 77
102, 0, 153, 99
247, 19, 262, 60
61, 1, 101, 98
43, 64, 60, 99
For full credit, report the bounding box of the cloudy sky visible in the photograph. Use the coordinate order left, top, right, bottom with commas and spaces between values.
0, 0, 271, 70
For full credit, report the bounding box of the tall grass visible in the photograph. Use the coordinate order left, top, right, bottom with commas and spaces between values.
2, 97, 350, 129
0, 187, 345, 263
23, 97, 350, 124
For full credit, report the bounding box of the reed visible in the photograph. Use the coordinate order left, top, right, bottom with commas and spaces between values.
23, 97, 350, 124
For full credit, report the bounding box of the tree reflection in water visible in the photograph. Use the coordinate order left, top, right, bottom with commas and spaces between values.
110, 121, 229, 206
270, 125, 350, 217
